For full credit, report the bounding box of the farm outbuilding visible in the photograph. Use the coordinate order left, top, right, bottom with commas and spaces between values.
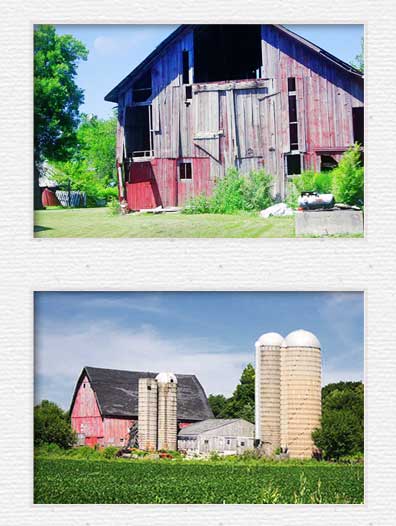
70, 367, 213, 447
105, 24, 364, 210
178, 418, 255, 455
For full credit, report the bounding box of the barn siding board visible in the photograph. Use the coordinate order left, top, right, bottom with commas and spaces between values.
71, 375, 104, 441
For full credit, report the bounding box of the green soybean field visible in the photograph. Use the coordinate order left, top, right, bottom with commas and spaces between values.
34, 459, 364, 504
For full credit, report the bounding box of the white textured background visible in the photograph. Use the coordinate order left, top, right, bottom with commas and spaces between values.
1, 0, 396, 523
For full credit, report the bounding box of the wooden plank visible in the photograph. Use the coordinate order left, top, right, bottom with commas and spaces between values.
193, 79, 271, 93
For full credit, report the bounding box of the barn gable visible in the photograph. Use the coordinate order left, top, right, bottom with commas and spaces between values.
70, 367, 213, 422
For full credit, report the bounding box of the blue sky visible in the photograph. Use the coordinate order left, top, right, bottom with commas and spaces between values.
35, 291, 364, 410
54, 24, 364, 119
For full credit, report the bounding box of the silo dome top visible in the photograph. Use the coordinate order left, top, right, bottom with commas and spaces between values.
284, 329, 320, 349
255, 332, 284, 348
155, 372, 178, 384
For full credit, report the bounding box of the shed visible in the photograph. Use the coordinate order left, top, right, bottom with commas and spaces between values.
105, 24, 363, 210
178, 418, 255, 455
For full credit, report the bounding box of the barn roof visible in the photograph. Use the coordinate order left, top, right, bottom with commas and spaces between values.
70, 366, 213, 421
178, 418, 244, 436
104, 24, 363, 103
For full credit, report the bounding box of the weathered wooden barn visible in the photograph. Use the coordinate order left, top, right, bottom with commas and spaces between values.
70, 367, 213, 447
178, 418, 255, 455
105, 24, 364, 210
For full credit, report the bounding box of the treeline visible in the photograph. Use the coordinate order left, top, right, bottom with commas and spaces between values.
208, 365, 364, 460
34, 25, 118, 208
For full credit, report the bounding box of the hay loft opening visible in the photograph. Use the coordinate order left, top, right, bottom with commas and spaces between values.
125, 106, 153, 158
193, 25, 262, 83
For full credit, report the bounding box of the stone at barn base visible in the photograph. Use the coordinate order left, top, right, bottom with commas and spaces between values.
296, 209, 363, 236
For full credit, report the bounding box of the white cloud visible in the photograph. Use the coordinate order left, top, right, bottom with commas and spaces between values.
35, 320, 251, 409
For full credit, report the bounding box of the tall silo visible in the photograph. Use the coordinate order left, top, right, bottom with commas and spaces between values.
156, 372, 178, 451
255, 332, 284, 456
138, 377, 158, 450
281, 330, 322, 459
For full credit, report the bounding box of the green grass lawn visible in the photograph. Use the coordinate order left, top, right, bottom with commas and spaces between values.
34, 207, 296, 238
34, 457, 364, 504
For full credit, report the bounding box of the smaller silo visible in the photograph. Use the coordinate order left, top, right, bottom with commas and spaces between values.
156, 372, 178, 451
255, 332, 283, 456
281, 330, 322, 459
138, 377, 158, 451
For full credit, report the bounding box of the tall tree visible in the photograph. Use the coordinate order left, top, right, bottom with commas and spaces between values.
211, 363, 255, 423
350, 37, 364, 73
34, 25, 88, 208
34, 400, 76, 448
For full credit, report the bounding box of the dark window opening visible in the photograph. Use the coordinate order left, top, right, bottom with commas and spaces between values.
179, 161, 192, 180
204, 440, 209, 444
132, 70, 152, 103
194, 25, 262, 83
288, 95, 297, 123
125, 106, 153, 158
226, 439, 231, 445
185, 85, 192, 100
286, 154, 301, 176
240, 441, 245, 446
288, 77, 296, 92
147, 385, 152, 390
352, 107, 364, 145
320, 155, 338, 172
83, 383, 86, 389
288, 78, 299, 151
182, 50, 190, 84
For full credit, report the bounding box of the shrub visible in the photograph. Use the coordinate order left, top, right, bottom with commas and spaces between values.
183, 168, 274, 214
331, 143, 364, 205
182, 193, 211, 214
102, 446, 119, 459
34, 400, 76, 449
314, 171, 333, 194
291, 170, 318, 194
107, 196, 121, 215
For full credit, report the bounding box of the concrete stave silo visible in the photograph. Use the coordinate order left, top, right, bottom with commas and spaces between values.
156, 372, 178, 451
281, 330, 322, 459
255, 332, 284, 456
138, 377, 158, 450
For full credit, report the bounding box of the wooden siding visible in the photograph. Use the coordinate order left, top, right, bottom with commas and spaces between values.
71, 375, 104, 443
116, 25, 363, 207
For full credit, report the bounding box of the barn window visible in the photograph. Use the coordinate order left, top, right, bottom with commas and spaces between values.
182, 50, 190, 84
83, 383, 86, 388
286, 154, 302, 176
352, 107, 364, 145
204, 440, 209, 444
320, 155, 338, 172
124, 106, 154, 158
179, 161, 192, 181
185, 85, 192, 101
194, 25, 262, 83
226, 439, 231, 445
288, 77, 299, 151
132, 70, 152, 103
240, 441, 245, 446
147, 385, 152, 390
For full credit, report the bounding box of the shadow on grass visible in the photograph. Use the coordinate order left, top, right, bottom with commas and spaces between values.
34, 225, 53, 233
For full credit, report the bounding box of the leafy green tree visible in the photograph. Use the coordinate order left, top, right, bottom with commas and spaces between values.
208, 394, 228, 418
350, 37, 364, 73
331, 143, 364, 206
312, 381, 364, 460
214, 363, 255, 423
34, 400, 76, 448
34, 25, 88, 208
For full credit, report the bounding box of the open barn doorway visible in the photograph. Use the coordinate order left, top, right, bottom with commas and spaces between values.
193, 25, 262, 83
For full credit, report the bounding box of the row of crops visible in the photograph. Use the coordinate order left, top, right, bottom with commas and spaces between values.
34, 458, 364, 504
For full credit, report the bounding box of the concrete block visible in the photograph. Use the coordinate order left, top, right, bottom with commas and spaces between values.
296, 209, 364, 236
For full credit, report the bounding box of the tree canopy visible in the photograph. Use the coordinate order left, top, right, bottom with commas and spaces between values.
34, 400, 76, 448
208, 363, 255, 423
350, 37, 364, 73
34, 25, 88, 207
312, 381, 364, 459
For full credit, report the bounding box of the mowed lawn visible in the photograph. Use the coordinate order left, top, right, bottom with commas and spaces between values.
34, 207, 295, 238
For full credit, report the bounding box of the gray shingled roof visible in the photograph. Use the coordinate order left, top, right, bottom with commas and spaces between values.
178, 418, 241, 436
70, 366, 213, 421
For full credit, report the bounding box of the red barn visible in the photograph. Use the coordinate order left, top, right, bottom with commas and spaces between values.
70, 367, 213, 447
105, 24, 364, 210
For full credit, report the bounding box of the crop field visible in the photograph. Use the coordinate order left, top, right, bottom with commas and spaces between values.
34, 458, 364, 504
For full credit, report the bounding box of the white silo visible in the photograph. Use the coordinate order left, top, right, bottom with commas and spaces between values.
156, 372, 178, 451
281, 330, 322, 459
138, 377, 158, 451
255, 332, 284, 456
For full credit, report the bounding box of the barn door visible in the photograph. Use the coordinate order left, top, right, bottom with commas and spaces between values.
126, 161, 162, 210
193, 90, 220, 161
233, 87, 278, 175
